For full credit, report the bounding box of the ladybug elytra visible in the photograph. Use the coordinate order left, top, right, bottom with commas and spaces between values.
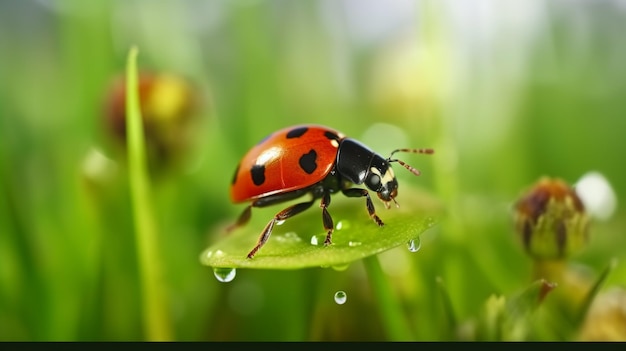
228, 124, 433, 258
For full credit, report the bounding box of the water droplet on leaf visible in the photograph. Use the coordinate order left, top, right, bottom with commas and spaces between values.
310, 235, 319, 246
336, 220, 350, 230
310, 234, 326, 246
425, 217, 435, 228
276, 232, 301, 244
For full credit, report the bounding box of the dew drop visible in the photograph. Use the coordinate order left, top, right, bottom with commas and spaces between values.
407, 237, 421, 252
425, 217, 435, 228
210, 249, 226, 258
348, 241, 362, 247
336, 220, 350, 231
334, 291, 347, 305
276, 219, 286, 226
310, 235, 319, 246
276, 231, 301, 244
213, 267, 236, 283
310, 234, 326, 246
284, 231, 301, 242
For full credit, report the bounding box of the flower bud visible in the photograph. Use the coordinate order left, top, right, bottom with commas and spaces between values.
514, 177, 590, 260
103, 71, 200, 172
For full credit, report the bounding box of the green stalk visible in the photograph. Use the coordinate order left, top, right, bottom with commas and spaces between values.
125, 46, 173, 341
363, 255, 414, 341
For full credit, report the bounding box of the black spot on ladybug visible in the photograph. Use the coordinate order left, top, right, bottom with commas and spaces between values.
250, 164, 266, 186
324, 131, 341, 141
299, 149, 318, 174
286, 127, 308, 139
232, 163, 240, 185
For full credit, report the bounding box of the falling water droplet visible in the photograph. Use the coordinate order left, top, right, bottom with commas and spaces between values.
334, 291, 347, 305
213, 267, 236, 283
407, 237, 422, 252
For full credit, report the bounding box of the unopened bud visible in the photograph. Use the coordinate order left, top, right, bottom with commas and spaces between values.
103, 71, 200, 172
514, 177, 590, 260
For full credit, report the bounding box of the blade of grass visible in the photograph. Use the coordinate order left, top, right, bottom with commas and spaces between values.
435, 277, 458, 340
363, 255, 414, 341
575, 258, 618, 325
126, 46, 172, 341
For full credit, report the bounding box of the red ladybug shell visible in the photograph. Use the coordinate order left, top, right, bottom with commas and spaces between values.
230, 125, 346, 203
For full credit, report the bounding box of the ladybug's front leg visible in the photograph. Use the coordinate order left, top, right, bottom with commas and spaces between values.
341, 188, 385, 227
247, 199, 315, 259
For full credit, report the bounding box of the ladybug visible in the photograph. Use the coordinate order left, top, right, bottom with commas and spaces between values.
228, 124, 433, 259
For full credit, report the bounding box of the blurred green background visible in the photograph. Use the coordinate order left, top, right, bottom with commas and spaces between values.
1, 0, 625, 341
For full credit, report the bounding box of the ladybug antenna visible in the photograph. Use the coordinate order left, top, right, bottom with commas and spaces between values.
387, 148, 434, 176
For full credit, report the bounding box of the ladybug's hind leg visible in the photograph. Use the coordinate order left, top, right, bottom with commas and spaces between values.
247, 198, 316, 259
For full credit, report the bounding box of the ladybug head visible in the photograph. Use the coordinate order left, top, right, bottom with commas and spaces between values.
366, 155, 399, 209
379, 147, 435, 208
336, 139, 433, 209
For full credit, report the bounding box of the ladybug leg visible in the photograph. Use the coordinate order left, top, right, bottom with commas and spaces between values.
320, 192, 334, 246
227, 189, 309, 234
341, 188, 384, 227
226, 204, 252, 233
247, 198, 316, 259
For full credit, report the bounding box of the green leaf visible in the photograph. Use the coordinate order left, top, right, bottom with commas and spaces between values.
508, 278, 558, 319
475, 279, 557, 341
576, 258, 618, 324
200, 185, 442, 270
436, 277, 458, 339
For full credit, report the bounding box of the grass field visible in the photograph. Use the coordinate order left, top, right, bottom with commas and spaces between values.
1, 0, 625, 341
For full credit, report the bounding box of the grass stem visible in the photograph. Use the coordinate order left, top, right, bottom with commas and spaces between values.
363, 255, 414, 341
126, 46, 173, 341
